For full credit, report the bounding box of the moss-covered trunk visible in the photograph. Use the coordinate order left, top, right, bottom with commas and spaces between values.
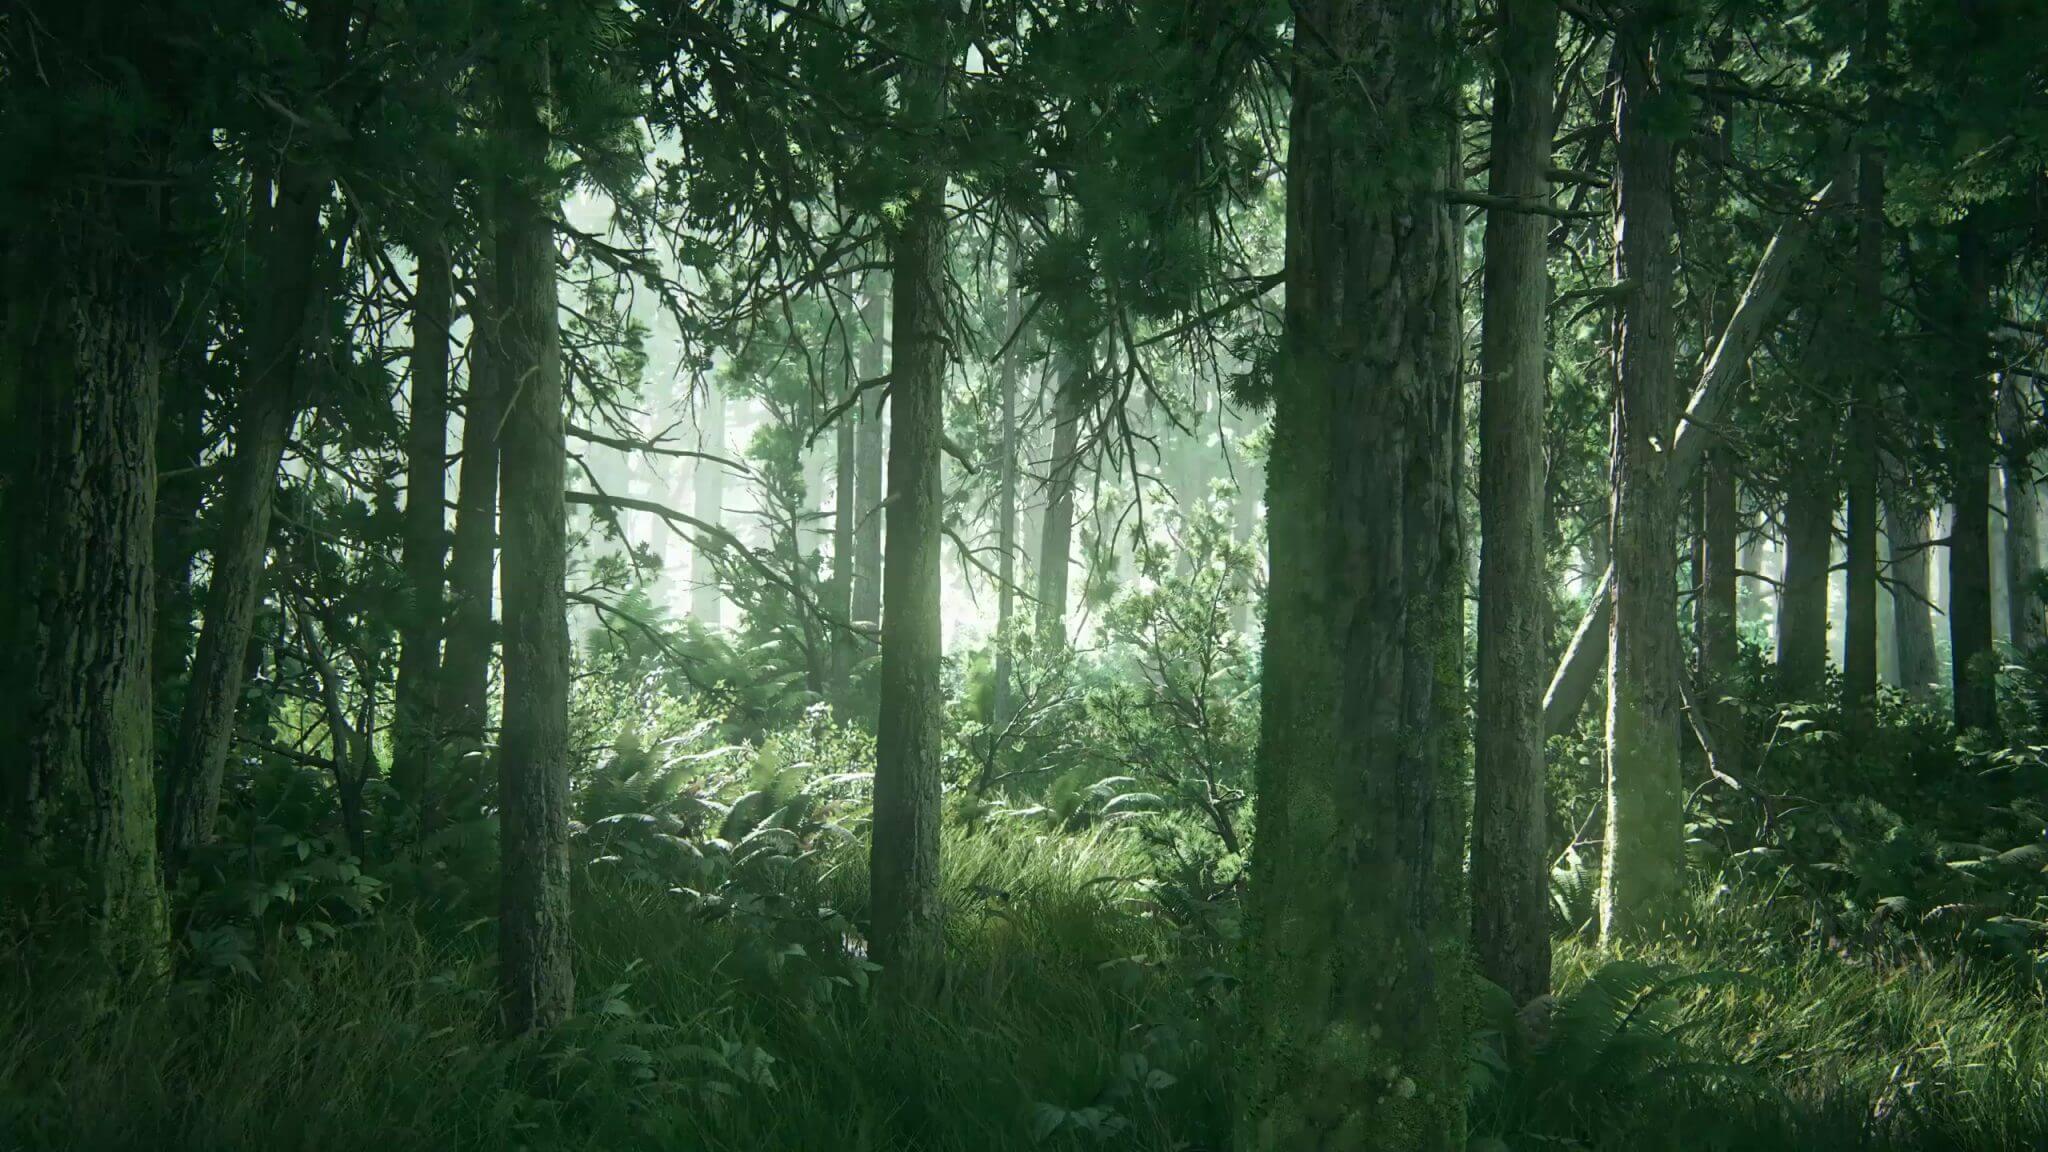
1238, 0, 1467, 1146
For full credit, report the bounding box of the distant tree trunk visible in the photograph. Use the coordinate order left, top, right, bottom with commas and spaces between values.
159, 0, 346, 875
1842, 0, 1886, 723
1886, 499, 1939, 700
1949, 218, 1999, 737
1999, 378, 2042, 649
1238, 0, 1467, 1146
1699, 451, 1744, 775
1471, 0, 1557, 1011
392, 232, 452, 828
692, 381, 726, 627
1777, 440, 1836, 698
869, 3, 953, 981
1601, 0, 1689, 944
992, 279, 1023, 727
22, 231, 169, 970
852, 273, 887, 632
493, 25, 573, 1036
830, 290, 859, 709
1036, 358, 1083, 650
438, 253, 503, 759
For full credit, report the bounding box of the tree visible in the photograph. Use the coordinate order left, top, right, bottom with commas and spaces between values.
392, 224, 453, 829
851, 273, 887, 632
1947, 216, 1999, 738
1036, 357, 1084, 650
1472, 0, 1558, 1009
1600, 0, 1689, 943
1841, 0, 1889, 724
1238, 0, 1467, 1145
493, 6, 573, 1035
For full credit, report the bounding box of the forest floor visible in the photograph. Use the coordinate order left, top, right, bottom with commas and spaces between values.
5, 820, 2047, 1151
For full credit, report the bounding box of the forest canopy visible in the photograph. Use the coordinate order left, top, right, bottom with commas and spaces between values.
5, 1, 2048, 1149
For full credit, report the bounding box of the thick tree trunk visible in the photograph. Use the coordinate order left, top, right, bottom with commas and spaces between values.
392, 233, 452, 827
1601, 1, 1689, 944
1699, 451, 1744, 774
1036, 360, 1083, 650
1541, 161, 1852, 737
852, 274, 887, 633
1777, 436, 1836, 698
1238, 1, 1466, 1147
1471, 0, 1557, 1011
23, 237, 169, 969
1885, 500, 1939, 700
160, 0, 346, 873
438, 253, 503, 756
869, 4, 952, 981
993, 280, 1022, 727
494, 26, 573, 1036
1950, 219, 1999, 737
691, 380, 726, 627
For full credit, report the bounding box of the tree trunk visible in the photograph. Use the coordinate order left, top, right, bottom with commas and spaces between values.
1842, 0, 1887, 723
438, 252, 503, 758
830, 292, 859, 709
1886, 499, 1939, 700
1036, 358, 1083, 650
692, 380, 726, 627
160, 0, 346, 874
1777, 434, 1836, 698
1949, 218, 1999, 737
1471, 0, 1557, 1011
493, 24, 573, 1036
1238, 1, 1466, 1147
392, 232, 452, 828
2000, 378, 2042, 649
22, 234, 169, 970
851, 273, 887, 633
1699, 450, 1744, 775
993, 278, 1022, 727
869, 3, 953, 981
1600, 1, 1689, 944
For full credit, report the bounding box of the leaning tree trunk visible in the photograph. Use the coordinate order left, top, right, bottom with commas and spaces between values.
22, 232, 169, 971
1601, 0, 1689, 945
493, 22, 573, 1036
437, 251, 504, 760
160, 0, 346, 872
869, 2, 953, 983
392, 229, 452, 828
1036, 358, 1083, 650
1471, 0, 1558, 1012
1238, 0, 1467, 1147
851, 273, 887, 633
1949, 217, 1999, 738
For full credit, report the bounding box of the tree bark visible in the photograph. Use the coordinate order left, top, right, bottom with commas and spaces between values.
1541, 160, 1853, 737
1600, 1, 1688, 944
992, 277, 1023, 727
1472, 0, 1557, 1011
1238, 1, 1467, 1146
1885, 499, 1940, 700
869, 2, 953, 982
2000, 377, 2042, 649
161, 0, 347, 870
692, 380, 726, 627
23, 231, 169, 970
830, 288, 860, 709
438, 252, 503, 757
493, 23, 573, 1036
1036, 358, 1083, 650
1949, 217, 1999, 737
1699, 450, 1744, 774
392, 232, 452, 827
1777, 423, 1837, 698
1841, 0, 1887, 723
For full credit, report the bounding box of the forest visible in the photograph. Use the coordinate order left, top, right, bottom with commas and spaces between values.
4, 0, 2048, 1148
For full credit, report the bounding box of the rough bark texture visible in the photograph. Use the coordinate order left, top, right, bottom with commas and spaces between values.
852, 274, 887, 631
1600, 1, 1688, 944
1949, 219, 1999, 737
1472, 0, 1557, 1011
1885, 500, 1940, 700
869, 4, 952, 982
1699, 451, 1744, 775
1541, 162, 1852, 737
23, 237, 169, 968
438, 253, 503, 755
393, 233, 452, 825
160, 0, 346, 872
1238, 1, 1467, 1147
1778, 427, 1837, 698
1842, 0, 1887, 722
2000, 378, 2042, 650
494, 26, 573, 1036
1036, 361, 1083, 650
